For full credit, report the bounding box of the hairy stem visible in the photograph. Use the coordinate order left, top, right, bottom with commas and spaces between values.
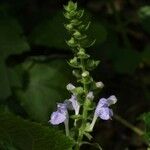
64, 117, 70, 137
114, 114, 144, 136
75, 58, 89, 150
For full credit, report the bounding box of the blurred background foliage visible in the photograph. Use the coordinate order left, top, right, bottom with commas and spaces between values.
0, 0, 149, 150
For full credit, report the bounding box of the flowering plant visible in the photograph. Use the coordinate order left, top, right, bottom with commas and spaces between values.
49, 1, 117, 149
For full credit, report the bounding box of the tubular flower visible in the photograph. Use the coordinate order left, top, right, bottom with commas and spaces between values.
89, 95, 117, 131
49, 103, 68, 125
67, 95, 80, 115
95, 95, 117, 120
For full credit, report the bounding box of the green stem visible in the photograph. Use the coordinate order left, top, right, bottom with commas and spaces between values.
80, 58, 85, 69
75, 106, 88, 150
114, 114, 144, 136
89, 114, 98, 131
74, 57, 89, 150
80, 58, 88, 93
64, 116, 70, 137
75, 133, 83, 150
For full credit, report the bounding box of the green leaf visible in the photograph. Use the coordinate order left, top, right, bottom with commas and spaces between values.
140, 112, 150, 143
7, 64, 25, 89
0, 17, 29, 99
0, 59, 11, 100
16, 60, 71, 122
142, 44, 150, 64
0, 110, 73, 150
138, 6, 150, 33
110, 49, 141, 74
81, 142, 102, 150
0, 18, 29, 58
29, 12, 68, 49
0, 141, 18, 150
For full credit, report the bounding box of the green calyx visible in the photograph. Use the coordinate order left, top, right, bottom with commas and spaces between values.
64, 1, 77, 12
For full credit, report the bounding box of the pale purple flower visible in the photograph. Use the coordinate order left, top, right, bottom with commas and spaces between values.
95, 95, 117, 120
49, 103, 70, 136
107, 95, 117, 105
89, 95, 117, 131
67, 95, 80, 115
50, 111, 67, 125
95, 106, 113, 120
49, 103, 68, 125
49, 95, 80, 126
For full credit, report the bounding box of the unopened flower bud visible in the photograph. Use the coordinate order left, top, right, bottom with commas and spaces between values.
82, 71, 89, 77
73, 31, 81, 37
77, 51, 85, 56
86, 91, 94, 100
107, 95, 117, 105
68, 37, 75, 45
70, 57, 77, 64
66, 83, 75, 91
96, 82, 104, 88
66, 24, 73, 30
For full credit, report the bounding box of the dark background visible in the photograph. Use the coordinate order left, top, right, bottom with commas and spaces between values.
0, 0, 150, 149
